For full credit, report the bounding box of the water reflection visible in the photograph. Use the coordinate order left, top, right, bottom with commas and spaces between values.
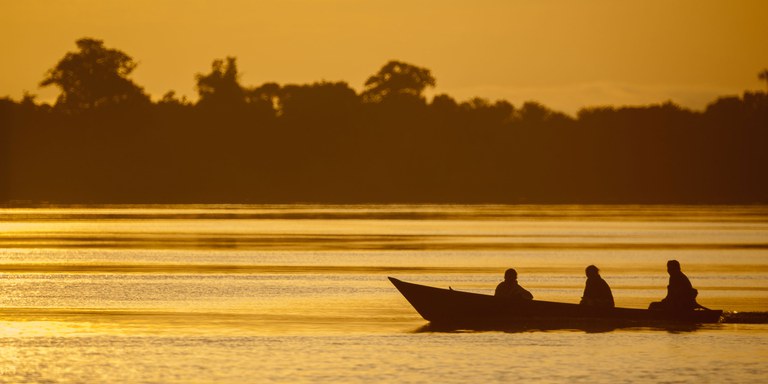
3, 232, 768, 251
722, 311, 768, 324
412, 321, 708, 334
2, 204, 768, 222
2, 205, 768, 253
0, 205, 766, 330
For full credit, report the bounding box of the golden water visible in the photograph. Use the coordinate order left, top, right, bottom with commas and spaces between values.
1, 205, 766, 382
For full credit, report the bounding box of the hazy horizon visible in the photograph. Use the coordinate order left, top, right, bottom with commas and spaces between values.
2, 0, 767, 114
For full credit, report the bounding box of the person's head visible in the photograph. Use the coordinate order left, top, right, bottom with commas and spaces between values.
667, 260, 681, 274
585, 265, 600, 278
504, 268, 518, 282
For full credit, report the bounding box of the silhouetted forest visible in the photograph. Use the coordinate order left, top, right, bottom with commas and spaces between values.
2, 38, 767, 204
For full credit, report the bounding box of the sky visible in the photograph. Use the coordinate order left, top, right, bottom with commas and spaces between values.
1, 0, 767, 114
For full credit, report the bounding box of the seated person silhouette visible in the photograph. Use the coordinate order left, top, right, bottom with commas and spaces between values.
579, 265, 614, 308
495, 268, 533, 300
648, 260, 700, 311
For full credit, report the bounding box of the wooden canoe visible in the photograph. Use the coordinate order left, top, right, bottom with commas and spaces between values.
389, 277, 723, 326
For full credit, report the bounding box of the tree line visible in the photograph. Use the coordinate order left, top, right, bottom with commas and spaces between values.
1, 38, 766, 204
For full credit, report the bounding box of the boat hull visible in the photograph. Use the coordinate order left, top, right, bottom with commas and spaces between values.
389, 277, 722, 325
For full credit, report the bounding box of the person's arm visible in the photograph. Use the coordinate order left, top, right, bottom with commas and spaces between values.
494, 282, 505, 297
601, 280, 615, 307
580, 279, 592, 304
520, 286, 534, 300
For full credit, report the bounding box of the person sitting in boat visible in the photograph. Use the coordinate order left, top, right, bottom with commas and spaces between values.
648, 260, 699, 311
495, 268, 533, 300
579, 265, 614, 308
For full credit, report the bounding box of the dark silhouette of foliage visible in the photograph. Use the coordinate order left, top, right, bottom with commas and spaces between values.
195, 57, 246, 109
2, 38, 767, 204
39, 38, 149, 113
279, 81, 360, 122
362, 60, 436, 102
159, 91, 190, 106
430, 94, 460, 112
247, 82, 281, 115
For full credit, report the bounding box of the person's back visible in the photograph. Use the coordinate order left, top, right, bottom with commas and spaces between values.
665, 265, 697, 308
580, 265, 614, 308
495, 268, 533, 300
649, 260, 699, 311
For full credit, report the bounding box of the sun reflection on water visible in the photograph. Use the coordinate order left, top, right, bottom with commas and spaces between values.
0, 206, 766, 382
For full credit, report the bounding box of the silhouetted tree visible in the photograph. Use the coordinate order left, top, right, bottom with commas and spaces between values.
362, 60, 436, 102
39, 38, 149, 113
246, 82, 281, 116
19, 92, 43, 111
462, 98, 514, 121
430, 94, 459, 110
4, 44, 768, 204
195, 57, 246, 108
157, 91, 192, 107
516, 101, 571, 124
279, 81, 360, 122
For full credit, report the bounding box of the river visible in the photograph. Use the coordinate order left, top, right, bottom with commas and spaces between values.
0, 205, 766, 382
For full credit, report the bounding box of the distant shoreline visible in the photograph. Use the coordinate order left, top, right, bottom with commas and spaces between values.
3, 48, 766, 205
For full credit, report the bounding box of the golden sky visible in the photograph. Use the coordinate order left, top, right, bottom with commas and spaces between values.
2, 0, 766, 114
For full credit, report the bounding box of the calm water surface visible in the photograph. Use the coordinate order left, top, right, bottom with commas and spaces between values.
0, 205, 767, 383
